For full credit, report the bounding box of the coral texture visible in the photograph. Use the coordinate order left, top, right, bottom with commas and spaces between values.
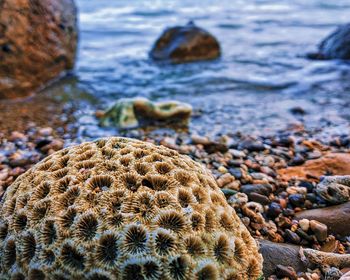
0, 137, 262, 279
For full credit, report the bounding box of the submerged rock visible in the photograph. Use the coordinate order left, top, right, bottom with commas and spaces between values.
0, 0, 78, 99
99, 97, 192, 129
309, 23, 350, 60
150, 21, 221, 63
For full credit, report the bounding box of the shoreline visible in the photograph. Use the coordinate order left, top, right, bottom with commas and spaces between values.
0, 118, 349, 278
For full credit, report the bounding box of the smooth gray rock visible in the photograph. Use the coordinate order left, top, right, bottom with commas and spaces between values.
259, 240, 311, 277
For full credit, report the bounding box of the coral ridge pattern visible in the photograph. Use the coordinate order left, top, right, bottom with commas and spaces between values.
0, 137, 262, 279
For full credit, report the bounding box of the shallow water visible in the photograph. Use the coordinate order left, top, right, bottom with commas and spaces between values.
56, 0, 350, 139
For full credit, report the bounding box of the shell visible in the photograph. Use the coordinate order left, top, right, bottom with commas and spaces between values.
0, 137, 262, 279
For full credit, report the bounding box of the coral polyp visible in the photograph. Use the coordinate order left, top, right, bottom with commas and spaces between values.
0, 137, 262, 279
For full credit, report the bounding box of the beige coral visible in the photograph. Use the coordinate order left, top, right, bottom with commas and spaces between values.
0, 137, 262, 279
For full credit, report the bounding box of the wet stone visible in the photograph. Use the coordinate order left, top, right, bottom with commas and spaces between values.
240, 183, 273, 196
290, 154, 306, 166
284, 229, 301, 245
249, 192, 270, 205
275, 264, 298, 280
310, 220, 328, 242
268, 202, 283, 219
289, 194, 305, 207
228, 167, 242, 179
299, 181, 315, 192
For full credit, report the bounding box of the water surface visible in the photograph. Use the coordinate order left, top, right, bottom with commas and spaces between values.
62, 0, 350, 139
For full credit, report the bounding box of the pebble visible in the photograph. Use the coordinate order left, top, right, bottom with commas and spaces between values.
218, 166, 227, 173
289, 194, 305, 207
41, 139, 64, 152
299, 181, 315, 192
290, 154, 305, 166
275, 264, 298, 280
240, 183, 273, 196
310, 220, 328, 242
299, 219, 310, 232
228, 167, 242, 179
229, 149, 246, 158
268, 202, 283, 218
9, 131, 27, 141
239, 139, 266, 152
217, 173, 235, 187
38, 127, 53, 136
260, 166, 276, 177
296, 228, 313, 242
284, 229, 301, 244
227, 159, 244, 167
249, 192, 270, 205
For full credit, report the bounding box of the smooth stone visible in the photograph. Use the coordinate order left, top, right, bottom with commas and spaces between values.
249, 192, 270, 205
296, 228, 313, 242
239, 140, 266, 152
229, 149, 246, 158
290, 154, 306, 166
289, 194, 305, 207
228, 167, 242, 179
275, 264, 298, 280
150, 21, 220, 63
295, 202, 350, 237
240, 183, 273, 196
306, 193, 317, 203
268, 202, 283, 218
310, 220, 328, 242
284, 229, 301, 245
259, 240, 312, 277
299, 219, 310, 232
299, 181, 315, 192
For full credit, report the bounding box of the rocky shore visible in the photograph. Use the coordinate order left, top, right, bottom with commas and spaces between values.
1, 119, 349, 279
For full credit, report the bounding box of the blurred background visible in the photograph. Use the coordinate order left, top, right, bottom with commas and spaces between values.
2, 0, 350, 141
71, 0, 350, 139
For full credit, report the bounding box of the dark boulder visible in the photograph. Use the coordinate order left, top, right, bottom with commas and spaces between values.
150, 21, 220, 63
308, 23, 350, 60
0, 0, 78, 99
259, 240, 312, 277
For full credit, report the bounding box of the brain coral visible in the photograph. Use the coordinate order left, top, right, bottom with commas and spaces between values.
0, 137, 262, 279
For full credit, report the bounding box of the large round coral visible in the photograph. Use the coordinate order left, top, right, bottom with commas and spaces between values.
0, 137, 262, 279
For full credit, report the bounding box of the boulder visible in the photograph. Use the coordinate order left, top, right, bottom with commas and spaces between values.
315, 175, 350, 205
259, 240, 311, 277
150, 21, 220, 63
308, 23, 350, 60
278, 153, 350, 182
295, 202, 350, 237
0, 0, 78, 99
